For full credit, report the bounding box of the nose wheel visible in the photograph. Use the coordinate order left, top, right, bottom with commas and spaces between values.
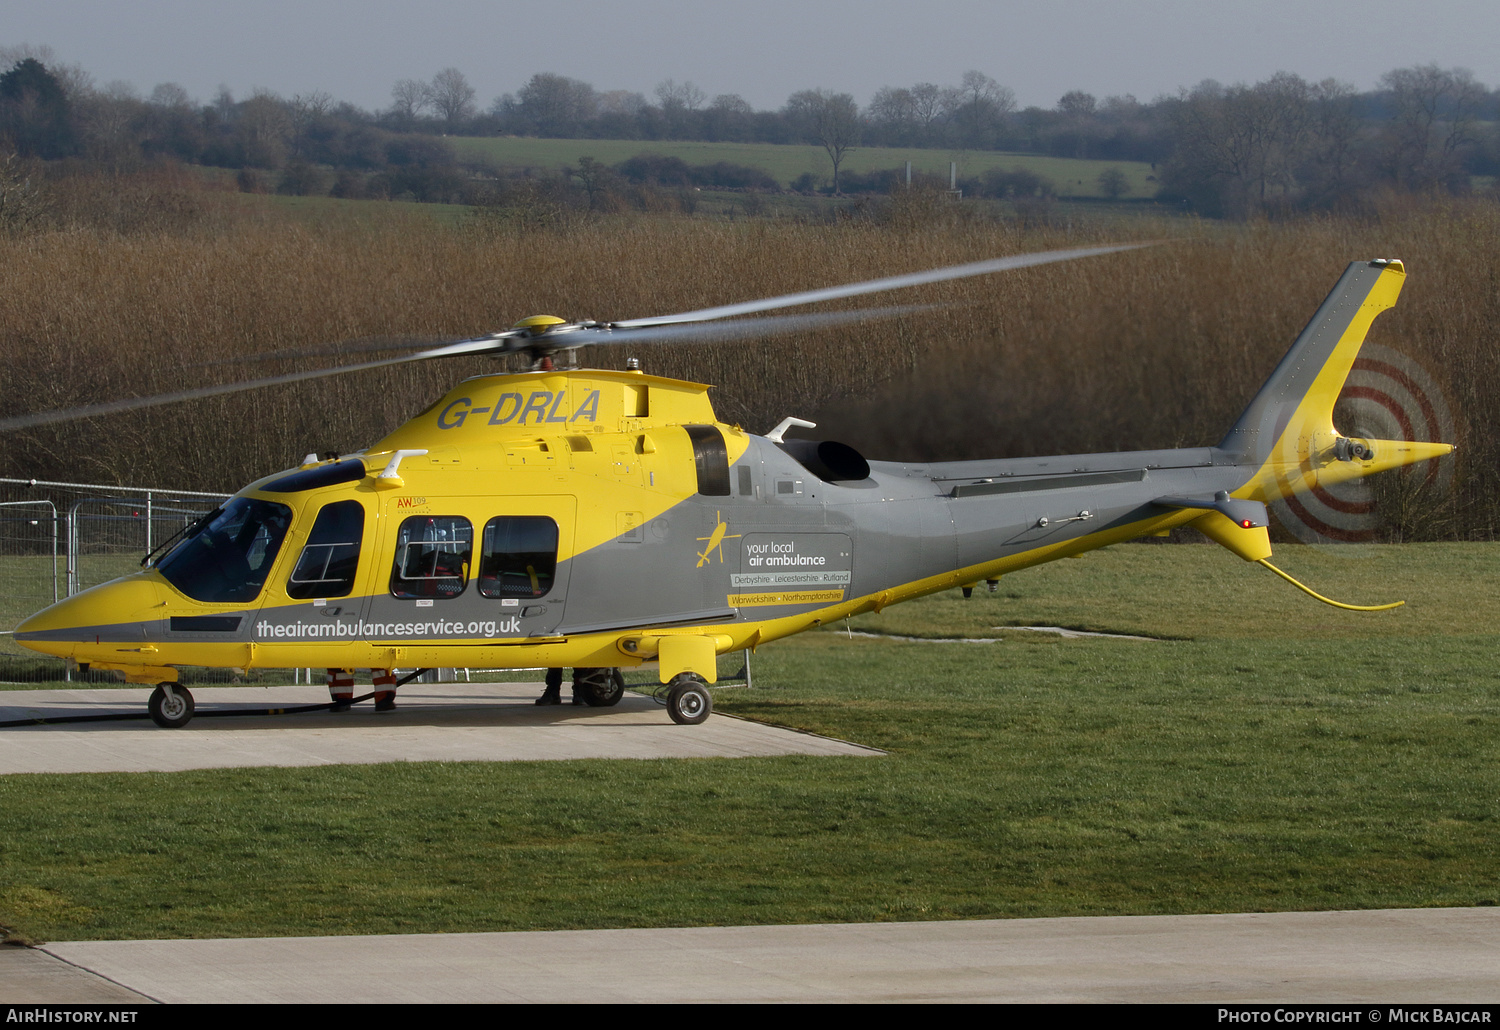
148, 683, 195, 728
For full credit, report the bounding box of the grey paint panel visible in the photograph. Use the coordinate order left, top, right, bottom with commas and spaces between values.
949, 469, 1147, 498
923, 448, 1217, 483
564, 608, 739, 635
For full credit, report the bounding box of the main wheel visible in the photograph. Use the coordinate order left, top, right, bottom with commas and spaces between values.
577, 667, 626, 708
666, 675, 712, 725
148, 684, 195, 728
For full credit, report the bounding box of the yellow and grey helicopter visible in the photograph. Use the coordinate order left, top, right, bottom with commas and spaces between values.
10, 245, 1451, 727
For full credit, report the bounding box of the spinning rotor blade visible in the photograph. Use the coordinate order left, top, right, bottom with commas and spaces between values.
552, 303, 936, 348
613, 242, 1154, 328
0, 305, 925, 433
188, 336, 457, 370
0, 333, 525, 433
0, 352, 449, 433
4, 242, 1150, 433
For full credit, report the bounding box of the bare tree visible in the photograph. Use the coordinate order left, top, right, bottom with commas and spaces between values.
910, 83, 951, 144
515, 73, 597, 136
785, 88, 861, 193
598, 89, 648, 116
571, 155, 622, 211
654, 78, 706, 111
866, 80, 961, 146
237, 88, 290, 167
149, 82, 192, 109
868, 86, 917, 144
390, 78, 430, 123
1099, 94, 1141, 118
428, 68, 476, 128
1300, 78, 1362, 204
76, 80, 147, 168
1057, 90, 1097, 119
703, 93, 752, 140
655, 79, 706, 139
951, 71, 1015, 148
1057, 90, 1100, 157
1378, 64, 1485, 191
1167, 73, 1313, 217
287, 91, 334, 157
212, 85, 236, 123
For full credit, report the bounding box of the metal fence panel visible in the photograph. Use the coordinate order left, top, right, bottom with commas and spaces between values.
0, 479, 228, 683
0, 501, 62, 681
68, 497, 223, 595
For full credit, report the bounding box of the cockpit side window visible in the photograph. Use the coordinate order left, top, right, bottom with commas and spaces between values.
286, 500, 365, 599
478, 516, 558, 599
156, 497, 293, 603
390, 516, 472, 599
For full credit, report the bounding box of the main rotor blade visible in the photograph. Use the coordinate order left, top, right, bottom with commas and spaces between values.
6, 243, 1151, 433
188, 336, 457, 370
564, 303, 937, 348
613, 242, 1154, 328
0, 304, 928, 433
0, 337, 503, 433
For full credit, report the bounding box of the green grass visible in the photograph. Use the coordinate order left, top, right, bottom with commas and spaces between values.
841, 541, 1500, 641
1, 543, 1497, 941
0, 555, 63, 634
449, 136, 1158, 198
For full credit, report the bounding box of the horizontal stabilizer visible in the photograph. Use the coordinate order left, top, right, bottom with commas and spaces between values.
1153, 492, 1268, 528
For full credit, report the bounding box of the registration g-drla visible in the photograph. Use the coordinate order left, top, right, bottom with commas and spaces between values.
438, 389, 602, 429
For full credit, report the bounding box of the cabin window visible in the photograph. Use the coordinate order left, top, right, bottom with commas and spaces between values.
286, 500, 365, 599
390, 516, 472, 599
478, 516, 558, 599
260, 459, 366, 493
156, 497, 293, 603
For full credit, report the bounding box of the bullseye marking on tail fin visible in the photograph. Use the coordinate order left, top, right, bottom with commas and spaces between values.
1219, 259, 1453, 504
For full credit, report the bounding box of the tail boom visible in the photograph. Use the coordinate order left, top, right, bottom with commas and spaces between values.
1219, 259, 1453, 504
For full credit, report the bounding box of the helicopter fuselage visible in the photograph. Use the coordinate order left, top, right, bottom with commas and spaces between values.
15, 367, 1225, 683
14, 259, 1452, 694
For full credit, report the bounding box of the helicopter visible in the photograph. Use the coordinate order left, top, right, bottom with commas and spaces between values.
11, 245, 1452, 728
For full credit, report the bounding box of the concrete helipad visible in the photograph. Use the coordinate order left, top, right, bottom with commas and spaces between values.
0, 682, 882, 773
7, 907, 1500, 1004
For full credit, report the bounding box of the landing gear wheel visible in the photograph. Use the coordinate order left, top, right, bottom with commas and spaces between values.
666, 675, 712, 725
577, 667, 626, 708
148, 684, 195, 729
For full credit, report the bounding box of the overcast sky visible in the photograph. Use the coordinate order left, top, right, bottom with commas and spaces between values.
8, 0, 1499, 113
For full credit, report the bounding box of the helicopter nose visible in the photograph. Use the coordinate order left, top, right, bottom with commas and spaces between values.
13, 576, 165, 655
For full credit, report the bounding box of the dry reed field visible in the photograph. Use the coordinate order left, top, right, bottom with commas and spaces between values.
1, 193, 1495, 537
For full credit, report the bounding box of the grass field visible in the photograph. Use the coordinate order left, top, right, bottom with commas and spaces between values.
448, 136, 1159, 198
0, 542, 1495, 943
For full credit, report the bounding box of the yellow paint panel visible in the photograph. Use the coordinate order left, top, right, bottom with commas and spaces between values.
728, 589, 846, 607
657, 634, 719, 683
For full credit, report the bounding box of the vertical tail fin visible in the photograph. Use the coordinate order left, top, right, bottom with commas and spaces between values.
1220, 259, 1452, 502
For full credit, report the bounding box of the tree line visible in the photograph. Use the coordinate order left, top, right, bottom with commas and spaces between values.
2, 42, 1497, 219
